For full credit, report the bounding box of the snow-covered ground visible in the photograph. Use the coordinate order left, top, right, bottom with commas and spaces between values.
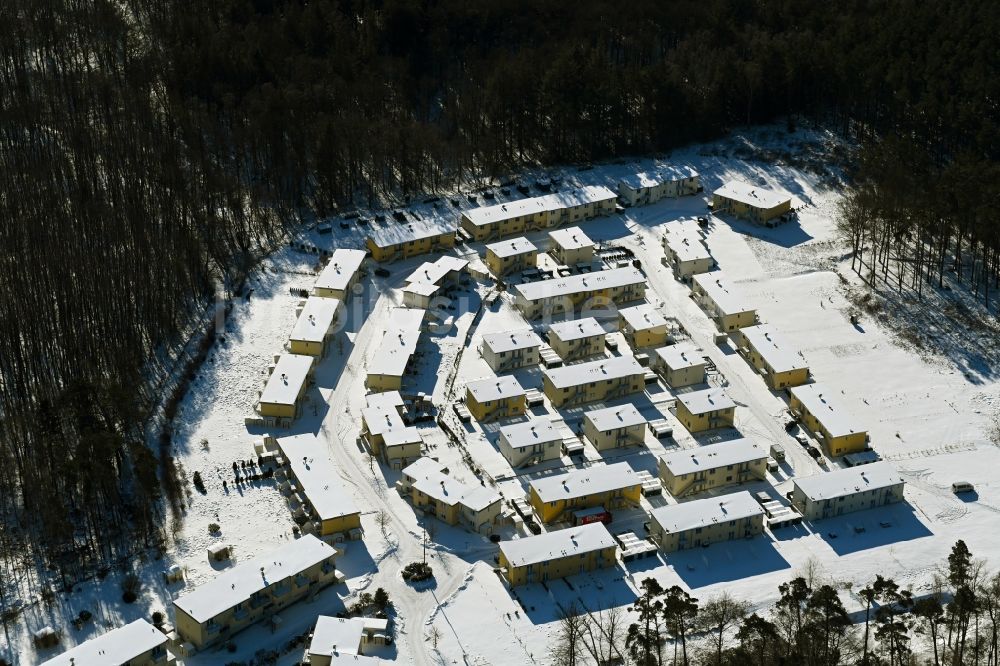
5, 125, 1000, 665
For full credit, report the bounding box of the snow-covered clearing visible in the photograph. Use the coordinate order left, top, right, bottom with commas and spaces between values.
5, 126, 1000, 665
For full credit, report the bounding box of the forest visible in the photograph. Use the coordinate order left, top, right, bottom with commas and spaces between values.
1, 0, 999, 604
555, 541, 996, 666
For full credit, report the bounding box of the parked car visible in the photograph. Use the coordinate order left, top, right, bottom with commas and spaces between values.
374, 267, 390, 278
795, 433, 809, 447
807, 446, 822, 459
952, 481, 975, 494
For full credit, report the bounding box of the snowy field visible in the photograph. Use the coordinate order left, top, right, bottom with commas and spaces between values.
6, 126, 1000, 665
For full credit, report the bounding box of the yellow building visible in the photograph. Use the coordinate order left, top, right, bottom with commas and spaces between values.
40, 619, 170, 666
675, 387, 736, 433
658, 438, 768, 497
663, 231, 714, 278
460, 185, 617, 242
399, 458, 503, 534
481, 329, 543, 373
498, 417, 563, 467
360, 391, 423, 469
712, 181, 792, 226
277, 434, 363, 538
173, 535, 342, 651
307, 616, 389, 666
583, 403, 647, 451
514, 267, 647, 319
289, 296, 343, 357
365, 307, 426, 392
618, 303, 669, 350
547, 317, 606, 361
651, 342, 706, 388
548, 226, 595, 266
789, 383, 869, 457
737, 324, 809, 389
618, 166, 701, 206
313, 248, 366, 299
528, 462, 643, 523
499, 523, 619, 587
649, 491, 765, 552
258, 353, 315, 423
691, 272, 757, 332
485, 237, 538, 277
465, 375, 527, 422
365, 222, 457, 263
541, 356, 645, 408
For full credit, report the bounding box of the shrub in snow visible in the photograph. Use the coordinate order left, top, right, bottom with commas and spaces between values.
208, 523, 221, 535
192, 471, 206, 494
402, 562, 433, 583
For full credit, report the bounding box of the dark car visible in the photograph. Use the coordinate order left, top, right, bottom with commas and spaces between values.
697, 216, 709, 227
374, 267, 390, 278
807, 446, 822, 459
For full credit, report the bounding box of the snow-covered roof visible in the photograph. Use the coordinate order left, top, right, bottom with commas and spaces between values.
619, 165, 699, 190
740, 324, 808, 374
499, 417, 562, 448
549, 226, 594, 251
309, 616, 389, 658
485, 237, 537, 258
713, 180, 791, 210
650, 491, 764, 535
653, 342, 706, 371
401, 456, 445, 480
548, 317, 605, 342
500, 522, 617, 568
542, 356, 644, 390
530, 462, 641, 504
619, 303, 667, 332
515, 267, 646, 302
362, 392, 421, 446
659, 438, 767, 476
584, 403, 646, 432
367, 308, 425, 377
676, 387, 736, 416
404, 256, 468, 286
260, 353, 314, 406
793, 462, 903, 502
789, 383, 865, 439
466, 375, 526, 403
39, 619, 166, 666
664, 234, 712, 263
403, 281, 439, 297
692, 272, 755, 317
402, 457, 501, 511
482, 329, 543, 354
173, 534, 337, 623
366, 215, 458, 249
291, 297, 342, 344
462, 185, 617, 228
278, 434, 360, 524
315, 249, 366, 293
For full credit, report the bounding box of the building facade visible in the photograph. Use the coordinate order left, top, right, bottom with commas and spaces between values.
40, 620, 170, 666
484, 237, 538, 277
618, 166, 701, 207
618, 303, 669, 350
513, 267, 647, 319
547, 317, 606, 361
314, 248, 366, 299
737, 324, 810, 389
289, 296, 343, 357
498, 523, 619, 586
528, 462, 643, 523
498, 418, 563, 467
399, 458, 503, 534
675, 388, 736, 433
691, 272, 757, 332
648, 491, 765, 552
791, 463, 904, 521
651, 343, 706, 388
465, 375, 527, 422
481, 329, 543, 373
712, 181, 792, 225
541, 356, 646, 408
583, 404, 647, 451
172, 535, 342, 651
548, 227, 595, 266
360, 391, 423, 468
460, 186, 616, 242
258, 353, 315, 423
789, 383, 868, 456
658, 438, 768, 497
